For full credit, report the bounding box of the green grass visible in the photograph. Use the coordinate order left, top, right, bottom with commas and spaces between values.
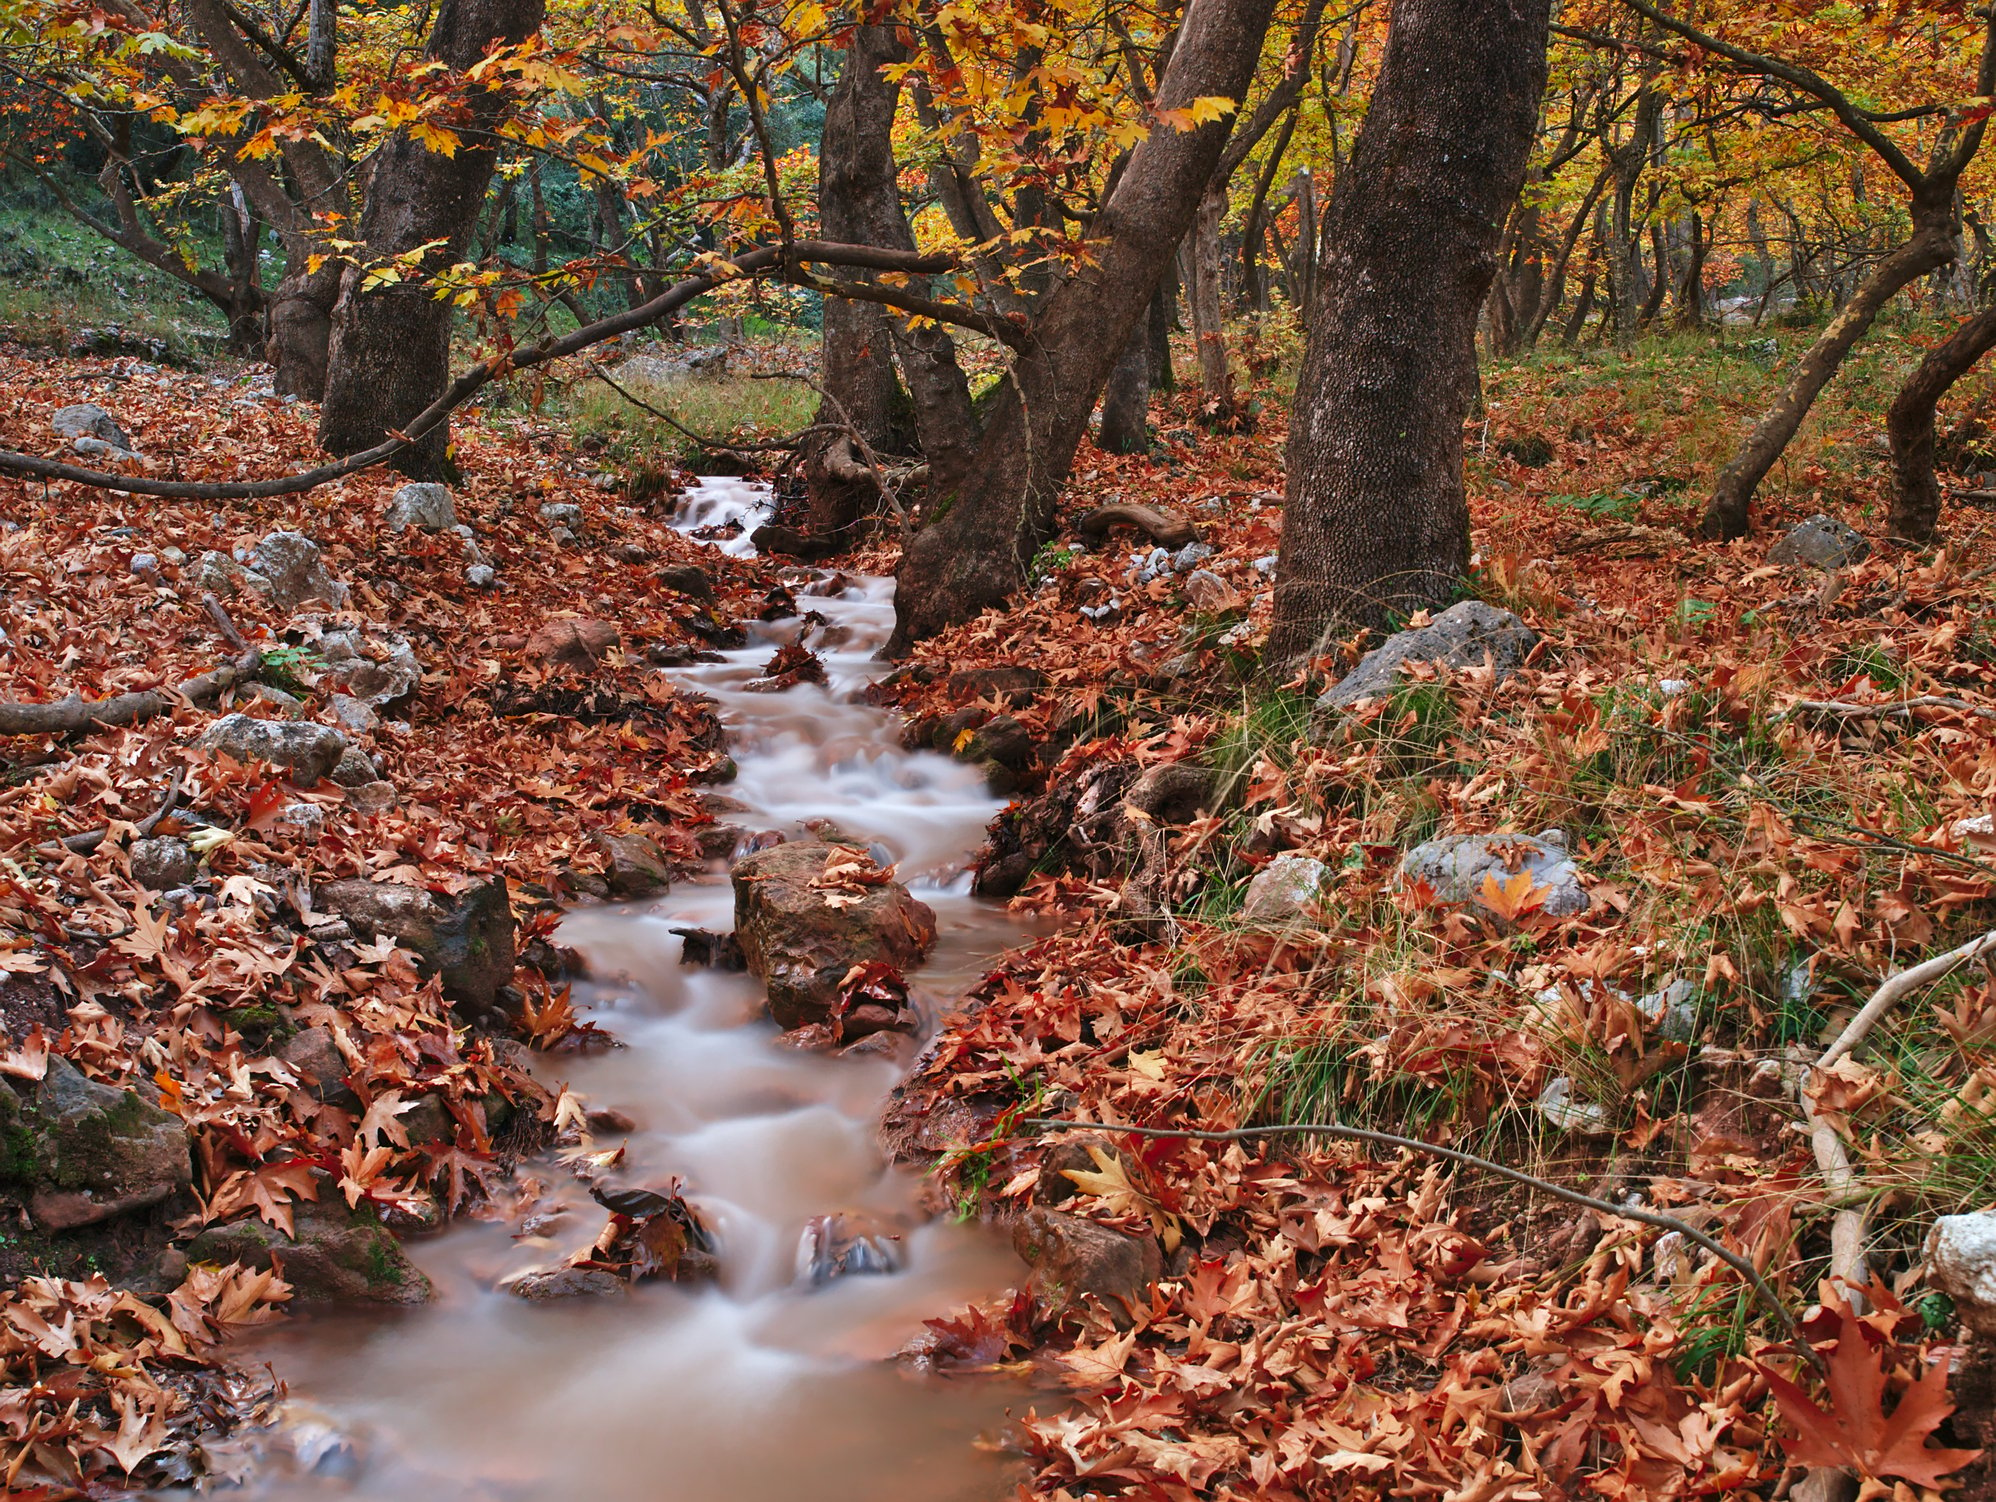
557, 357, 818, 472
0, 197, 231, 356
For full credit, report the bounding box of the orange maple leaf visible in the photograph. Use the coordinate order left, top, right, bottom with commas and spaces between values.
1762, 1332, 1980, 1485
1477, 868, 1546, 922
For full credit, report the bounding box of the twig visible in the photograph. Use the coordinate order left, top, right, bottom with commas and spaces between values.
45, 769, 186, 857
1012, 1114, 1804, 1348
1801, 931, 1996, 1303
200, 592, 251, 653
1819, 930, 1996, 1070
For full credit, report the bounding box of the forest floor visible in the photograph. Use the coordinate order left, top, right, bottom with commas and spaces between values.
0, 322, 1994, 1498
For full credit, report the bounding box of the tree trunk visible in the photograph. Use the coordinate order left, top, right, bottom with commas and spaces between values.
1886, 303, 1996, 542
1701, 197, 1957, 538
1147, 280, 1177, 392
316, 0, 545, 474
890, 0, 1279, 650
1264, 0, 1550, 667
805, 23, 979, 533
1188, 187, 1237, 419
1099, 322, 1152, 454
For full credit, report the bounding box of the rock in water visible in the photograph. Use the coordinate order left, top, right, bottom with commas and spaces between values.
1768, 512, 1869, 570
0, 1057, 192, 1230
187, 1191, 432, 1304
801, 1210, 906, 1285
315, 877, 516, 1014
1013, 1206, 1162, 1326
385, 482, 457, 533
1319, 600, 1538, 709
199, 714, 348, 784
731, 842, 937, 1029
594, 830, 671, 898
1400, 829, 1590, 918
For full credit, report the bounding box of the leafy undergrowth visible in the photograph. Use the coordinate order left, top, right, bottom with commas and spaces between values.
0, 345, 797, 1491
875, 359, 1996, 1496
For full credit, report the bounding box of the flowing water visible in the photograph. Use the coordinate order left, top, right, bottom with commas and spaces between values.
231, 478, 1031, 1501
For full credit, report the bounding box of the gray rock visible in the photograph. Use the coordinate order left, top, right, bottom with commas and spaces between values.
278, 1027, 360, 1110
130, 836, 196, 890
507, 1265, 627, 1300
273, 802, 326, 843
539, 502, 584, 527
656, 563, 714, 601
52, 403, 132, 449
73, 434, 140, 464
162, 546, 186, 567
1636, 978, 1699, 1043
250, 532, 349, 611
186, 1190, 430, 1304
1400, 829, 1590, 918
0, 1057, 192, 1230
801, 1210, 905, 1285
1320, 601, 1538, 709
385, 482, 457, 534
1171, 542, 1214, 573
314, 627, 421, 708
199, 714, 347, 784
732, 843, 937, 1029
1768, 513, 1869, 570
129, 552, 158, 575
1927, 1212, 1996, 1335
329, 694, 380, 735
1242, 854, 1329, 923
196, 550, 247, 594
344, 781, 398, 815
1181, 569, 1233, 611
249, 683, 303, 712
465, 564, 498, 590
1536, 1076, 1610, 1135
594, 830, 671, 899
549, 525, 577, 546
1253, 554, 1279, 577
330, 746, 379, 787
316, 877, 516, 1014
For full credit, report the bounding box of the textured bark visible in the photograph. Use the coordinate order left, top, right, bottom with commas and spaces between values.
1887, 303, 1996, 541
1147, 281, 1177, 393
805, 24, 979, 532
316, 0, 545, 474
1188, 188, 1236, 416
1701, 199, 1956, 538
1264, 0, 1550, 668
1099, 323, 1152, 454
890, 0, 1278, 650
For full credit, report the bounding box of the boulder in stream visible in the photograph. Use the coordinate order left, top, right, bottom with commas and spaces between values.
1013, 1205, 1162, 1326
731, 842, 936, 1029
186, 1190, 432, 1304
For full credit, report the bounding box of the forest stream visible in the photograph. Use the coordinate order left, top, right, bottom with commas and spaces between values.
225, 478, 1030, 1500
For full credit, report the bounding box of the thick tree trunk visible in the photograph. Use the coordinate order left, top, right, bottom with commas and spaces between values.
805, 24, 980, 532
1701, 199, 1957, 538
1263, 0, 1550, 667
890, 0, 1279, 650
317, 0, 545, 475
1099, 322, 1152, 454
1886, 303, 1996, 542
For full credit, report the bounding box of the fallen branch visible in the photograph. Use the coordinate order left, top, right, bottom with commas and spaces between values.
1013, 1114, 1804, 1348
1, 593, 261, 740
0, 648, 261, 738
1802, 930, 1996, 1300
0, 241, 954, 500
45, 769, 186, 857
1777, 694, 1996, 724
1074, 503, 1202, 549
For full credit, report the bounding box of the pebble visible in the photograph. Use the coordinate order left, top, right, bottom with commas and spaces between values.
466, 564, 498, 589
129, 553, 157, 574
